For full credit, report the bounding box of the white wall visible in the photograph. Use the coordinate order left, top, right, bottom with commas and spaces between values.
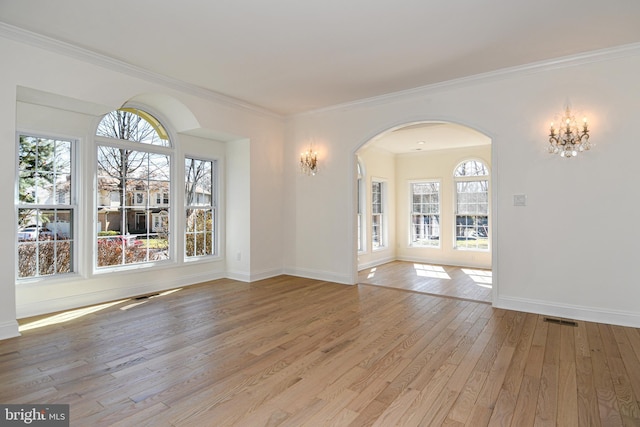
3, 28, 640, 340
284, 45, 640, 327
0, 34, 285, 339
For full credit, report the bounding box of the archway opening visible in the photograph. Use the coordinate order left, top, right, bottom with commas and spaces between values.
355, 121, 493, 303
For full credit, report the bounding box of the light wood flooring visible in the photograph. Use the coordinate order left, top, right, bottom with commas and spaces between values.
1, 275, 640, 426
359, 261, 493, 303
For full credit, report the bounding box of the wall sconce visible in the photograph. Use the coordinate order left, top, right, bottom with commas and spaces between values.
548, 107, 591, 158
300, 147, 318, 175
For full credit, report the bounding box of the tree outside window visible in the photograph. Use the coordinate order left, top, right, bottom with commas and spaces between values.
185, 158, 216, 258
96, 109, 171, 267
454, 160, 489, 250
17, 135, 75, 278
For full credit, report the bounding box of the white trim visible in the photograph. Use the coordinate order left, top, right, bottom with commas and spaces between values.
225, 270, 251, 282
283, 267, 353, 285
296, 42, 640, 117
0, 321, 21, 340
495, 295, 640, 329
248, 268, 284, 282
0, 22, 282, 120
357, 256, 396, 272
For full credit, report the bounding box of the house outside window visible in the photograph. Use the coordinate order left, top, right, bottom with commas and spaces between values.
454, 160, 489, 250
410, 181, 440, 247
16, 135, 75, 278
185, 157, 216, 258
95, 108, 172, 268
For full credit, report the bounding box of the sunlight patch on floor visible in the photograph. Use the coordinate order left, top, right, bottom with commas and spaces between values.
414, 263, 451, 279
462, 268, 492, 288
120, 288, 183, 311
367, 267, 377, 279
19, 288, 184, 332
19, 299, 130, 332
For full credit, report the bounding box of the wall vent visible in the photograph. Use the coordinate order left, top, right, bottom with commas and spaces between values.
543, 317, 577, 327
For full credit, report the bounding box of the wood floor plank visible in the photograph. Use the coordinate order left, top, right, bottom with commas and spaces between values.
586, 321, 624, 427
0, 267, 638, 426
510, 315, 548, 427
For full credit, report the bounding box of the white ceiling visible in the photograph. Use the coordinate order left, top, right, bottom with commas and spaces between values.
1, 0, 640, 116
368, 122, 491, 154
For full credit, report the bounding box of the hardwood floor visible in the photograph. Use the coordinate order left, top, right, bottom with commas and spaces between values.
1, 275, 640, 426
358, 261, 493, 303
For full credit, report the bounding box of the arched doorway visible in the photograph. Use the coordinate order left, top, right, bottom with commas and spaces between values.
354, 121, 494, 303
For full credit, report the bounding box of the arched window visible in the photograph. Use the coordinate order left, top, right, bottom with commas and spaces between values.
454, 160, 489, 250
95, 108, 172, 268
96, 108, 170, 146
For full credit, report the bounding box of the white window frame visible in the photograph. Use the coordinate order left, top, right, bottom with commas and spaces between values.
185, 156, 218, 259
357, 160, 367, 254
95, 108, 173, 271
16, 133, 78, 280
409, 180, 441, 248
453, 160, 490, 251
371, 179, 387, 250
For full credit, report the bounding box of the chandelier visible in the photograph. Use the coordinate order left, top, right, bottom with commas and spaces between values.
300, 147, 318, 175
548, 107, 591, 158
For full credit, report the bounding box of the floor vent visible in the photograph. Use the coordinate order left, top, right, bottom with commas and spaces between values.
134, 293, 159, 300
543, 317, 578, 327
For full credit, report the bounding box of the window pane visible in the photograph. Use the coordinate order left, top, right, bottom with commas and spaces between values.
411, 182, 440, 247
97, 109, 170, 147
185, 158, 216, 258
17, 135, 75, 279
455, 161, 489, 251
372, 181, 385, 248
95, 109, 172, 269
97, 145, 171, 267
454, 160, 489, 177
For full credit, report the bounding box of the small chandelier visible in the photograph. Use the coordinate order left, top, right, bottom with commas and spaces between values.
548, 107, 591, 158
300, 147, 318, 175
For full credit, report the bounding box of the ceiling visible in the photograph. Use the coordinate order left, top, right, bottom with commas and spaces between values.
1, 1, 640, 116
368, 122, 490, 154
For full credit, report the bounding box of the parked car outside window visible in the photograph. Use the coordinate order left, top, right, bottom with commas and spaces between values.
17, 226, 54, 241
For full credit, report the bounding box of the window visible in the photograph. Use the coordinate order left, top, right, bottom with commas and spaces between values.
185, 157, 216, 258
371, 180, 386, 249
454, 160, 489, 250
410, 182, 440, 247
96, 109, 171, 267
357, 161, 366, 252
17, 135, 75, 278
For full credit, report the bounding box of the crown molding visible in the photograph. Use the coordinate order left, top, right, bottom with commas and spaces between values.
297, 42, 640, 117
0, 22, 283, 120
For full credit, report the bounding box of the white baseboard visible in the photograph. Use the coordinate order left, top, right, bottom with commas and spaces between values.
357, 256, 395, 271
248, 268, 284, 282
282, 267, 353, 285
225, 270, 251, 282
495, 295, 640, 328
0, 320, 20, 340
